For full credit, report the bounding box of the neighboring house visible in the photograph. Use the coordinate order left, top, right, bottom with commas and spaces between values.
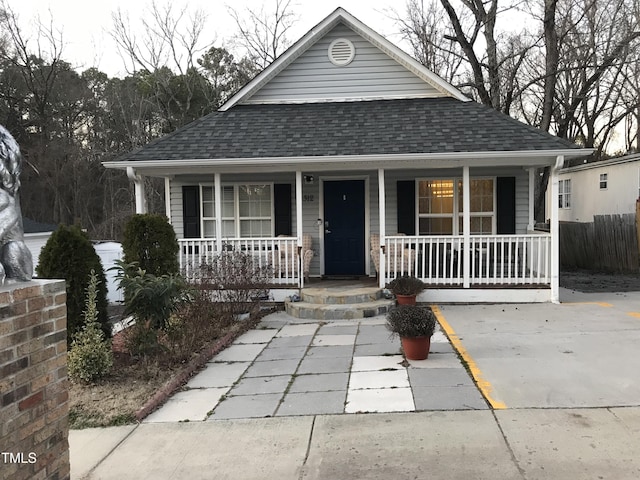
22, 217, 56, 271
104, 8, 589, 303
550, 153, 640, 223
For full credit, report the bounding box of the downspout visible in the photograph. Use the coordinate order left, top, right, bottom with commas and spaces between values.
550, 155, 564, 303
127, 167, 147, 214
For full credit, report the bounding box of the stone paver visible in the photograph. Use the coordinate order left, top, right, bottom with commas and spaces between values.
230, 375, 292, 395
277, 391, 346, 416
187, 362, 250, 388
244, 359, 300, 378
345, 387, 415, 413
351, 355, 405, 372
208, 393, 282, 419
212, 344, 266, 362
412, 386, 488, 410
297, 355, 352, 374
311, 334, 356, 346
147, 311, 482, 421
288, 373, 350, 393
144, 388, 229, 422
235, 329, 279, 344
349, 369, 410, 390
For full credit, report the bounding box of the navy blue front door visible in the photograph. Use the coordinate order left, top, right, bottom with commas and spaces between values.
323, 180, 365, 276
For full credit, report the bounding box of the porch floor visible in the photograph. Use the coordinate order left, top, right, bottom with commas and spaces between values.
142, 310, 487, 422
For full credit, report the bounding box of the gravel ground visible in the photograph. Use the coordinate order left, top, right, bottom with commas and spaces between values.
560, 270, 640, 293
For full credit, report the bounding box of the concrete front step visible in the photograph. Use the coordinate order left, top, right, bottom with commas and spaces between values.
285, 299, 395, 320
301, 286, 383, 305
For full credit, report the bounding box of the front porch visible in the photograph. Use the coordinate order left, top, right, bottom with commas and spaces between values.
178, 231, 551, 303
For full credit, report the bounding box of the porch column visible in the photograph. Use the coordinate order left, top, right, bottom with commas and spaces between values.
127, 167, 147, 214
527, 168, 535, 231
296, 171, 303, 288
164, 177, 172, 222
378, 168, 386, 288
550, 156, 563, 303
214, 173, 222, 252
462, 166, 471, 288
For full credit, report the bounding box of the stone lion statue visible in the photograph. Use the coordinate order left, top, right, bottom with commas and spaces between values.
0, 125, 33, 283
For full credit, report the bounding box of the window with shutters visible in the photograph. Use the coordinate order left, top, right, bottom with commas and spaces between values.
199, 184, 273, 238
417, 178, 495, 235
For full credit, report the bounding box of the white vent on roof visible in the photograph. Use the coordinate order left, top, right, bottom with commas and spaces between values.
328, 38, 355, 66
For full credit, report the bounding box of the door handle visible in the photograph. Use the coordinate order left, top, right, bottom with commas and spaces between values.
325, 229, 332, 234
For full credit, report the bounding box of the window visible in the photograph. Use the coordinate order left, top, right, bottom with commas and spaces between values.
417, 178, 495, 235
199, 184, 273, 238
559, 179, 571, 209
599, 173, 608, 189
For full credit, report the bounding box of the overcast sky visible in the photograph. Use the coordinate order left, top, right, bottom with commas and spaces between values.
8, 0, 408, 77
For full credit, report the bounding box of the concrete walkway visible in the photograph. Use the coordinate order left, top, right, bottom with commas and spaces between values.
69, 288, 640, 479
142, 312, 486, 422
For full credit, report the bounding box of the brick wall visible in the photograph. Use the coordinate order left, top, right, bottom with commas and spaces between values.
0, 280, 69, 480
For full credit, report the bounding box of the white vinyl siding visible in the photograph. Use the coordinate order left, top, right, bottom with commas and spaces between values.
245, 23, 443, 104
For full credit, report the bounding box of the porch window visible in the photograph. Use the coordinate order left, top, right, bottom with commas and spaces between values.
559, 179, 571, 209
200, 184, 273, 237
417, 178, 495, 235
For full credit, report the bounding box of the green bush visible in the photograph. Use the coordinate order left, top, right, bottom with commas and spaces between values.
37, 225, 109, 340
68, 271, 113, 383
114, 260, 191, 357
122, 214, 179, 276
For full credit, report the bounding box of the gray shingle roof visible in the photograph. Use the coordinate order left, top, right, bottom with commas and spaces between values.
117, 98, 578, 162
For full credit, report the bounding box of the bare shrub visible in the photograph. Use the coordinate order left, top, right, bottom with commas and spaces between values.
190, 251, 273, 316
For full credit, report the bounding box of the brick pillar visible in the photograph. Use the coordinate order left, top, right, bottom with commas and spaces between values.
0, 280, 69, 480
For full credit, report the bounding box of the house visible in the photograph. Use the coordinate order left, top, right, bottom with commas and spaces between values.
550, 153, 640, 223
104, 8, 590, 304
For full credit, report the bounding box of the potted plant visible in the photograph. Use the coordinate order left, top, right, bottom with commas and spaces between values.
385, 305, 437, 360
386, 276, 425, 305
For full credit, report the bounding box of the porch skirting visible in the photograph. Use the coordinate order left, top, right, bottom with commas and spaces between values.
417, 288, 551, 304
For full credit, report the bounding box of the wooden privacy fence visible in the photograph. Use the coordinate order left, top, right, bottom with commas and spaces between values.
559, 214, 639, 272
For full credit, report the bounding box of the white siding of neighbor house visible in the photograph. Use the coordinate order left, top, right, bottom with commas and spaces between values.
169, 167, 530, 277
555, 159, 640, 222
245, 23, 444, 105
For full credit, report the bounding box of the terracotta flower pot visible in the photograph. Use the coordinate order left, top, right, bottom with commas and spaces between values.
396, 294, 417, 305
401, 336, 431, 360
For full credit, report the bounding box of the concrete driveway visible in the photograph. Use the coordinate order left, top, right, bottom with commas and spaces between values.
436, 288, 640, 409
70, 287, 640, 479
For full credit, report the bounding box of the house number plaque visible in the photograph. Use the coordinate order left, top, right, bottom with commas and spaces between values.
303, 194, 315, 202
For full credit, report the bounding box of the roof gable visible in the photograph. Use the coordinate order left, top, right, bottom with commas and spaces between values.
220, 8, 469, 111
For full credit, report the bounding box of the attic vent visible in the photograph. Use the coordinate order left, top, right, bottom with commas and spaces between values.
328, 38, 355, 66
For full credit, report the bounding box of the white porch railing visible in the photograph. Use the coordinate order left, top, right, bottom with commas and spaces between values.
384, 234, 551, 287
178, 237, 300, 286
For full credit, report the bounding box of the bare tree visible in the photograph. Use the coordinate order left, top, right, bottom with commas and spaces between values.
110, 1, 212, 131
390, 0, 466, 84
228, 0, 298, 70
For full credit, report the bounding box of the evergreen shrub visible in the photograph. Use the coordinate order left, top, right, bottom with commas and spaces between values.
37, 225, 109, 339
122, 214, 179, 276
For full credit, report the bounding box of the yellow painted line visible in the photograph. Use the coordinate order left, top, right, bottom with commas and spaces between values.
626, 312, 640, 319
431, 305, 507, 410
562, 301, 613, 307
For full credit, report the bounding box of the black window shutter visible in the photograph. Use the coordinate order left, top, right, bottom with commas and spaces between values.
274, 184, 292, 236
496, 177, 516, 234
182, 186, 201, 238
396, 180, 416, 235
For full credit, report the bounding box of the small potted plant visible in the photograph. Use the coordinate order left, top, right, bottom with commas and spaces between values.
386, 275, 425, 305
385, 305, 437, 360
